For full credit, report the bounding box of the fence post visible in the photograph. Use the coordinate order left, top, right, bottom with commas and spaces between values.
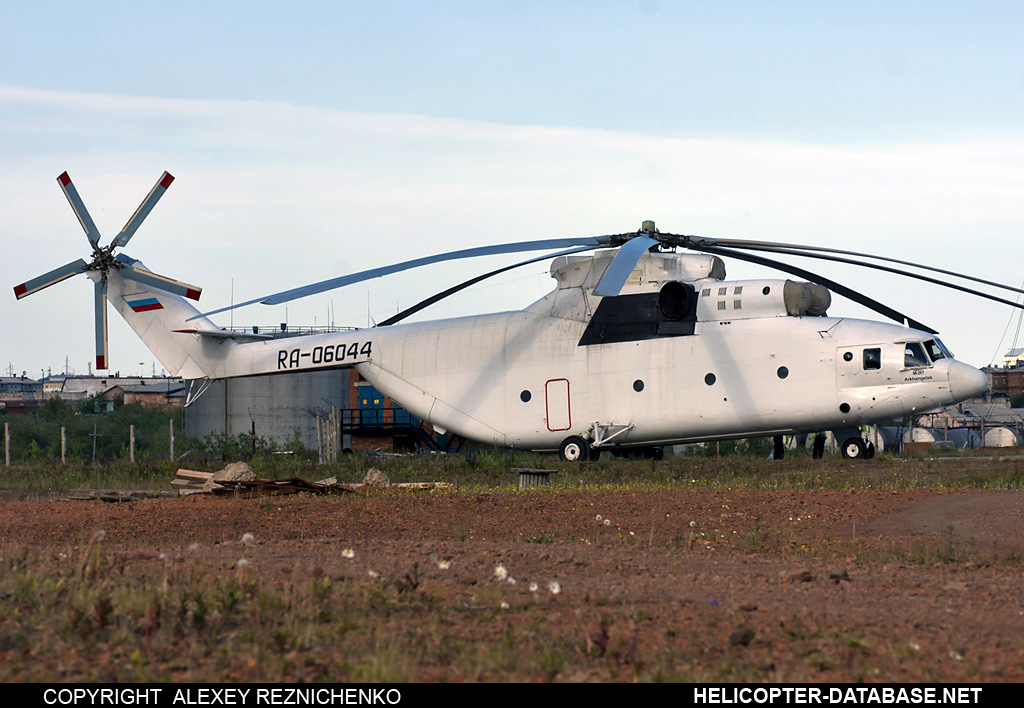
169, 419, 174, 460
130, 424, 136, 463
4, 422, 9, 466
61, 426, 67, 466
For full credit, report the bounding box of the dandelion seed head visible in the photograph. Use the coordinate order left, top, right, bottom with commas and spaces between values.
241, 532, 255, 546
237, 558, 249, 570
595, 514, 603, 521
603, 518, 611, 526
689, 521, 696, 528
187, 542, 200, 552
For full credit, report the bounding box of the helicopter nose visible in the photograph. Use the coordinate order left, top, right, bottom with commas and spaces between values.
948, 361, 989, 401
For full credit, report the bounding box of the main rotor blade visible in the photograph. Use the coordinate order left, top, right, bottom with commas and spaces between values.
711, 242, 1024, 310
695, 236, 1024, 298
593, 235, 659, 297
13, 258, 87, 299
690, 243, 939, 334
112, 172, 175, 248
95, 279, 109, 371
378, 245, 595, 327
57, 172, 103, 247
191, 234, 614, 320
117, 259, 202, 300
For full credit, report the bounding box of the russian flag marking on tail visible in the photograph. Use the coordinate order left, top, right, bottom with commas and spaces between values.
127, 297, 164, 312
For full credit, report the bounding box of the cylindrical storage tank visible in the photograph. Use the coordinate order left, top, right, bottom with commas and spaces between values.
868, 425, 900, 453
984, 427, 1019, 447
903, 428, 939, 444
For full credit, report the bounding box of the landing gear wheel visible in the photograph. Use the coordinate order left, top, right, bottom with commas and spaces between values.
841, 437, 866, 459
559, 436, 590, 462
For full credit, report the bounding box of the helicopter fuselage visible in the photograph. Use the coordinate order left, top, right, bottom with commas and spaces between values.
126, 250, 987, 455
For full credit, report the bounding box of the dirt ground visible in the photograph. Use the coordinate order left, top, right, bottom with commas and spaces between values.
2, 479, 1023, 682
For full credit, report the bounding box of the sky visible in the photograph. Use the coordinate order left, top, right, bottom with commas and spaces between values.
2, 0, 1024, 378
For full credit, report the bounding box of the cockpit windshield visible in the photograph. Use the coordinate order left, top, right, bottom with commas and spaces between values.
925, 338, 953, 361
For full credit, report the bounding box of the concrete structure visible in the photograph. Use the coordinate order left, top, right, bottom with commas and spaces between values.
184, 369, 351, 450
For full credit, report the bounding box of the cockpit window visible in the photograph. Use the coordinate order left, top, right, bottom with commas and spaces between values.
903, 342, 930, 368
924, 339, 947, 362
930, 338, 954, 360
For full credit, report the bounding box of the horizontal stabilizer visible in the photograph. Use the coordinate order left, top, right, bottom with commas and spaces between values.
172, 328, 273, 342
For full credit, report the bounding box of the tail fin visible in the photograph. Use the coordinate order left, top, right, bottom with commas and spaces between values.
103, 263, 232, 379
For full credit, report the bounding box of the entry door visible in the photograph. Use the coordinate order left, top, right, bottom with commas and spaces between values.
545, 378, 571, 432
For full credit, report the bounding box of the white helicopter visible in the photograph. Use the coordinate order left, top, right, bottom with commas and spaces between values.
16, 172, 1017, 460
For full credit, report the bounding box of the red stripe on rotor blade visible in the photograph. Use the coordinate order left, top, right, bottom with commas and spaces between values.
185, 288, 201, 300
160, 173, 175, 189
58, 172, 71, 186
96, 355, 106, 370
13, 283, 27, 298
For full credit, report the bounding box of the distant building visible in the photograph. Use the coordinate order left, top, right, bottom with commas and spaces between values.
60, 375, 183, 401
102, 383, 185, 411
0, 376, 41, 401
1004, 348, 1024, 368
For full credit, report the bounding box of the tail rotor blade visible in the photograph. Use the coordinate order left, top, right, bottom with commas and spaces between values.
95, 279, 109, 371
13, 258, 87, 299
593, 235, 659, 297
117, 260, 201, 300
113, 172, 175, 248
57, 172, 103, 247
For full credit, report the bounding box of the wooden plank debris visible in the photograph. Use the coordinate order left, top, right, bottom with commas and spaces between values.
169, 467, 455, 497
68, 489, 177, 502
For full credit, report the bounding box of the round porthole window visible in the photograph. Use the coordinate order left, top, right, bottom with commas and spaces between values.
843, 351, 853, 362
520, 390, 531, 403
777, 366, 789, 379
839, 402, 851, 414
633, 379, 644, 392
705, 373, 716, 386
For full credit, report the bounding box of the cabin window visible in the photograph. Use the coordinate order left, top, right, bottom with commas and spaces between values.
903, 342, 929, 368
520, 390, 531, 402
863, 348, 881, 371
